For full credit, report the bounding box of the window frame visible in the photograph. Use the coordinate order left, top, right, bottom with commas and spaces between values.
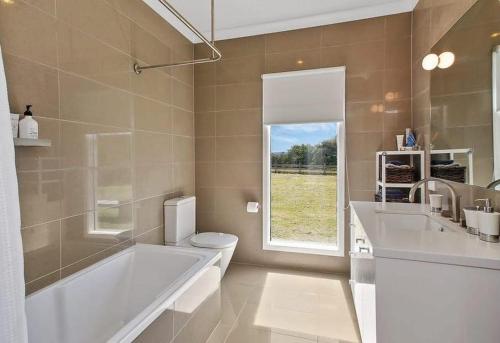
262, 122, 345, 257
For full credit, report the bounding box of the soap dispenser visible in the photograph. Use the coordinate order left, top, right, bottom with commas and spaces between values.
19, 105, 38, 139
476, 199, 500, 243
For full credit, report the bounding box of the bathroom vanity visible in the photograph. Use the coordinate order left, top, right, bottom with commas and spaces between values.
350, 201, 500, 343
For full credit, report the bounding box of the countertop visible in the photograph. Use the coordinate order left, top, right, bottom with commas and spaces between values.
350, 201, 500, 270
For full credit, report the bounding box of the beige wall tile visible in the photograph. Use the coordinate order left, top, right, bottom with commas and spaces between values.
195, 86, 216, 112
173, 136, 195, 163
172, 78, 194, 112
131, 23, 171, 70
17, 170, 63, 227
15, 117, 61, 171
195, 137, 216, 162
131, 69, 172, 104
215, 162, 262, 188
195, 112, 216, 137
57, 0, 131, 54
134, 195, 167, 236
346, 102, 384, 133
347, 71, 385, 102
135, 226, 164, 245
216, 36, 266, 59
322, 17, 385, 47
134, 163, 173, 199
61, 204, 133, 267
266, 49, 321, 74
386, 13, 412, 40
173, 162, 195, 195
321, 41, 385, 73
4, 53, 59, 118
59, 73, 133, 128
22, 221, 61, 283
133, 96, 172, 133
217, 55, 265, 84
195, 162, 216, 188
57, 22, 131, 91
216, 109, 262, 136
135, 131, 172, 164
25, 0, 56, 16
61, 121, 132, 169
0, 0, 57, 66
172, 107, 194, 137
266, 27, 322, 53
196, 187, 216, 213
216, 82, 262, 111
216, 136, 262, 162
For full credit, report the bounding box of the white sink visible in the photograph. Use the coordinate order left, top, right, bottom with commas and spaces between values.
375, 212, 456, 233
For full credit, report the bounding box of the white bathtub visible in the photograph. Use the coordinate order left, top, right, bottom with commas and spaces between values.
25, 244, 221, 343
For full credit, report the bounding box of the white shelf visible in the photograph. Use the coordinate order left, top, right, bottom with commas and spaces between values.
376, 150, 424, 156
376, 181, 416, 188
376, 150, 425, 203
14, 138, 51, 147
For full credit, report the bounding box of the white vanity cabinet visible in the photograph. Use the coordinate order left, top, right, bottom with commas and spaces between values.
350, 212, 376, 343
350, 203, 500, 343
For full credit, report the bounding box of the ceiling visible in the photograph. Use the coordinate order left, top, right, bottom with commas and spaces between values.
143, 0, 418, 43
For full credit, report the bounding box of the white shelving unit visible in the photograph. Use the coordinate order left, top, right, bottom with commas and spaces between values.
13, 138, 51, 147
431, 148, 473, 184
376, 150, 425, 203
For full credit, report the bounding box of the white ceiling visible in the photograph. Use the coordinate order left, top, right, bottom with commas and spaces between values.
143, 0, 418, 43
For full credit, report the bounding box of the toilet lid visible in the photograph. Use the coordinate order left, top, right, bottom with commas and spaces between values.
190, 232, 238, 249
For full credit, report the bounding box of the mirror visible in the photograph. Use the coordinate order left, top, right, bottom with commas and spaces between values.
430, 0, 500, 189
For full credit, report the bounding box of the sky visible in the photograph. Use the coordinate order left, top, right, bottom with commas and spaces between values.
271, 123, 337, 153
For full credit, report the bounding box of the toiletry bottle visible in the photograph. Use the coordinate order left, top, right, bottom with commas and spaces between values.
19, 105, 38, 139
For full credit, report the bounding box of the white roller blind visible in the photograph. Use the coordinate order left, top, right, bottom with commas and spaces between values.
263, 67, 345, 125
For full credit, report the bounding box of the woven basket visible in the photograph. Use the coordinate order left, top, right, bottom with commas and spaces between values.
431, 166, 466, 183
384, 167, 416, 183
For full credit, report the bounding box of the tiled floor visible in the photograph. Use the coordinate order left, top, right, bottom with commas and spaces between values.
205, 264, 361, 343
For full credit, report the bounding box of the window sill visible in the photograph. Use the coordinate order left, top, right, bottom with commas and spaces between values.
263, 240, 344, 257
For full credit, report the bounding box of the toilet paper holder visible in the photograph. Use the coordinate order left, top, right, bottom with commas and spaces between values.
247, 202, 260, 213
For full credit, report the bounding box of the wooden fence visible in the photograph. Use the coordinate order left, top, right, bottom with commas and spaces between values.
271, 164, 337, 175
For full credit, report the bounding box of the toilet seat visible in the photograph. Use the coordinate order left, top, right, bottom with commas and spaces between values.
190, 232, 238, 249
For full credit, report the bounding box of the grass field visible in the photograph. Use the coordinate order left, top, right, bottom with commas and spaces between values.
271, 173, 337, 244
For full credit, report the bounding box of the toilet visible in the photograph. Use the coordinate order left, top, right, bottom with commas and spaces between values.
164, 196, 238, 278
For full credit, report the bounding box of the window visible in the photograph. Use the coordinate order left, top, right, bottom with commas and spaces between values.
262, 67, 345, 256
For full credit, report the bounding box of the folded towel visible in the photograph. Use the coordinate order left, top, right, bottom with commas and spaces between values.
386, 163, 411, 169
432, 163, 461, 168
431, 159, 454, 165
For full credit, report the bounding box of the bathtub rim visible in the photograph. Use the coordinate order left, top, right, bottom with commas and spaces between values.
25, 243, 222, 343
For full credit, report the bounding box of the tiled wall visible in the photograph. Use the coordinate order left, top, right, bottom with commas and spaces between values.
194, 14, 412, 273
0, 0, 195, 294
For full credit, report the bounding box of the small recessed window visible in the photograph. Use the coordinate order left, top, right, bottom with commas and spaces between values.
262, 67, 346, 256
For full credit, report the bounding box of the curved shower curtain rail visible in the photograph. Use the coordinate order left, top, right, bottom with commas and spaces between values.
133, 0, 222, 74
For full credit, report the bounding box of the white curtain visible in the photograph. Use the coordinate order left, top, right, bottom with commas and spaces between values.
0, 45, 28, 342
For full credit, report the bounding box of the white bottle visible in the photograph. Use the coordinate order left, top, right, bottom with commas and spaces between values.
19, 105, 38, 139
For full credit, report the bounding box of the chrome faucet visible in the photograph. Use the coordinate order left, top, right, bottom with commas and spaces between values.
487, 179, 500, 190
409, 177, 461, 223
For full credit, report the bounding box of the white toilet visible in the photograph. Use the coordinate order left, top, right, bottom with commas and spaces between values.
164, 196, 238, 278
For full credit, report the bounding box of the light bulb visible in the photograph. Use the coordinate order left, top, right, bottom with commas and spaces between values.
422, 54, 439, 71
438, 51, 455, 69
